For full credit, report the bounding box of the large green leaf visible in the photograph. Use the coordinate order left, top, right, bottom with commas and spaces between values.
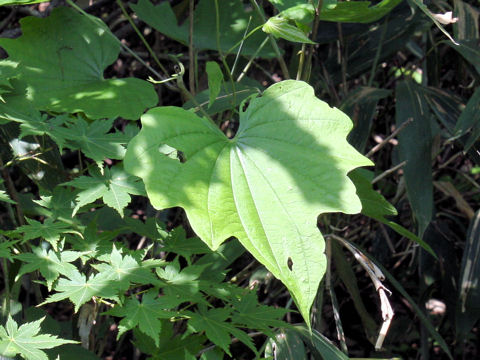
0, 7, 157, 120
125, 80, 372, 324
131, 0, 276, 57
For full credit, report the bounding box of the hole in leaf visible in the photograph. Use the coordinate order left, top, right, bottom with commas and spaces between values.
287, 257, 293, 271
158, 144, 187, 162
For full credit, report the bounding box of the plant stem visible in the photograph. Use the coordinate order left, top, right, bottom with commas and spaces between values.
304, 0, 323, 82
296, 43, 306, 80
249, 0, 290, 79
188, 0, 196, 95
214, 0, 236, 109
237, 37, 269, 82
367, 17, 389, 87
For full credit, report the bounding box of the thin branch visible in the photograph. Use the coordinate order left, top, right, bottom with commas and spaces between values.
366, 117, 413, 158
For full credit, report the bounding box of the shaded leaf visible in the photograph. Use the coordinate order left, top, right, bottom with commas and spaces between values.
206, 62, 224, 109
349, 168, 436, 256
265, 329, 307, 360
293, 325, 349, 360
396, 80, 433, 236
131, 0, 276, 57
106, 289, 181, 346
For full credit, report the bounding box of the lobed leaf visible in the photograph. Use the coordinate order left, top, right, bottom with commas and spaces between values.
125, 80, 372, 324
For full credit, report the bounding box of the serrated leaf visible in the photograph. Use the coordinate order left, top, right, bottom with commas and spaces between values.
231, 291, 288, 332
64, 165, 145, 216
41, 270, 119, 312
55, 118, 127, 165
125, 80, 372, 324
188, 306, 256, 356
106, 289, 181, 346
0, 316, 76, 360
0, 7, 157, 119
0, 190, 15, 204
206, 62, 224, 109
263, 17, 315, 44
16, 247, 80, 291
92, 245, 159, 291
16, 218, 76, 250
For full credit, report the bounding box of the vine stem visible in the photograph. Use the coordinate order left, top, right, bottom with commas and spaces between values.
188, 0, 196, 95
303, 0, 324, 82
66, 0, 178, 92
249, 0, 290, 79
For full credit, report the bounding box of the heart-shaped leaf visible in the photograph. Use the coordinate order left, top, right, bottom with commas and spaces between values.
0, 7, 157, 120
125, 80, 372, 323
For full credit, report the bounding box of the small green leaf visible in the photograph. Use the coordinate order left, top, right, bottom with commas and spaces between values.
188, 306, 256, 355
266, 329, 307, 360
16, 218, 75, 250
64, 165, 145, 216
131, 0, 276, 57
55, 118, 127, 165
0, 316, 76, 360
454, 86, 480, 150
293, 325, 349, 360
262, 17, 316, 44
106, 289, 181, 346
41, 270, 120, 312
206, 62, 224, 109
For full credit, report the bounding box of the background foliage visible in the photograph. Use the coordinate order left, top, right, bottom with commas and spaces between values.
0, 0, 479, 359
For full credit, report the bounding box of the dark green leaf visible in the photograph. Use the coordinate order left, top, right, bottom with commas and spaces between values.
206, 62, 224, 109
396, 80, 433, 236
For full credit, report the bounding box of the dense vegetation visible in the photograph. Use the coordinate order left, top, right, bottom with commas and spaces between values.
0, 0, 479, 359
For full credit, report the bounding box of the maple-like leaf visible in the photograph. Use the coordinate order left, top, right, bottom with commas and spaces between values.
64, 165, 145, 216
55, 118, 127, 165
16, 247, 80, 290
0, 316, 76, 360
125, 80, 372, 324
106, 289, 181, 346
41, 269, 120, 312
230, 291, 288, 334
92, 245, 159, 291
187, 306, 256, 356
16, 218, 79, 250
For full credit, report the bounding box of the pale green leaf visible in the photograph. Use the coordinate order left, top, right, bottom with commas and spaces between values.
16, 247, 80, 291
0, 190, 15, 204
64, 165, 145, 216
16, 218, 74, 250
41, 270, 120, 312
0, 316, 76, 360
206, 62, 224, 109
0, 7, 157, 119
0, 0, 48, 5
125, 80, 372, 324
263, 17, 315, 44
